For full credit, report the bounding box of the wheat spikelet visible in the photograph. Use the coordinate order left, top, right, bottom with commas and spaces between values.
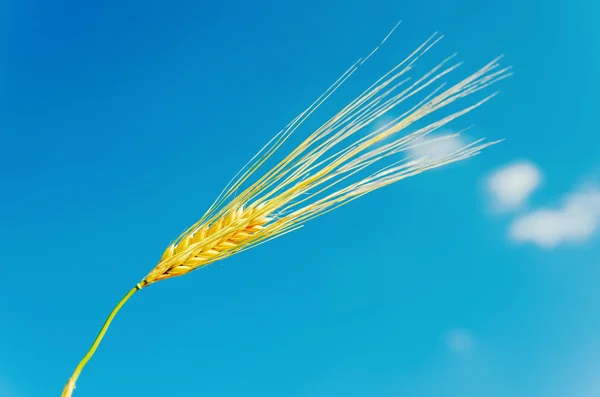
144, 203, 273, 284
62, 22, 512, 397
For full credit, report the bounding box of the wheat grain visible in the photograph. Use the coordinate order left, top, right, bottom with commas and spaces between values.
143, 203, 273, 284
62, 22, 511, 397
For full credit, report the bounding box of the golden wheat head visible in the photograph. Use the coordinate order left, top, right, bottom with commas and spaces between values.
62, 22, 511, 397
141, 27, 510, 287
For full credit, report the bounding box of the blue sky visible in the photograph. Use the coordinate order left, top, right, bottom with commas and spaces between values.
1, 0, 600, 396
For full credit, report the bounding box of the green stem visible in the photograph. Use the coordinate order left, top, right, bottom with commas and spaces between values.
61, 285, 141, 397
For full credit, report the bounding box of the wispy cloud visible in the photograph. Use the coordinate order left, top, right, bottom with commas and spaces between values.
510, 185, 600, 248
445, 329, 474, 353
408, 133, 472, 170
408, 133, 468, 163
486, 161, 542, 212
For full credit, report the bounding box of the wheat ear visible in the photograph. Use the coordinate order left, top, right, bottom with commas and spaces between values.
61, 22, 511, 397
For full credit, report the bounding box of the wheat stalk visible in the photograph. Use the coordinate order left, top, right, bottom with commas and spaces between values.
61, 22, 511, 397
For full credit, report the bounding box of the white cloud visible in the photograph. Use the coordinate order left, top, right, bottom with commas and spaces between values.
408, 133, 468, 163
510, 186, 600, 248
486, 161, 542, 211
445, 329, 474, 353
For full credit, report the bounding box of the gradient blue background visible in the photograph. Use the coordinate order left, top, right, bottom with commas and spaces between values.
1, 0, 599, 396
